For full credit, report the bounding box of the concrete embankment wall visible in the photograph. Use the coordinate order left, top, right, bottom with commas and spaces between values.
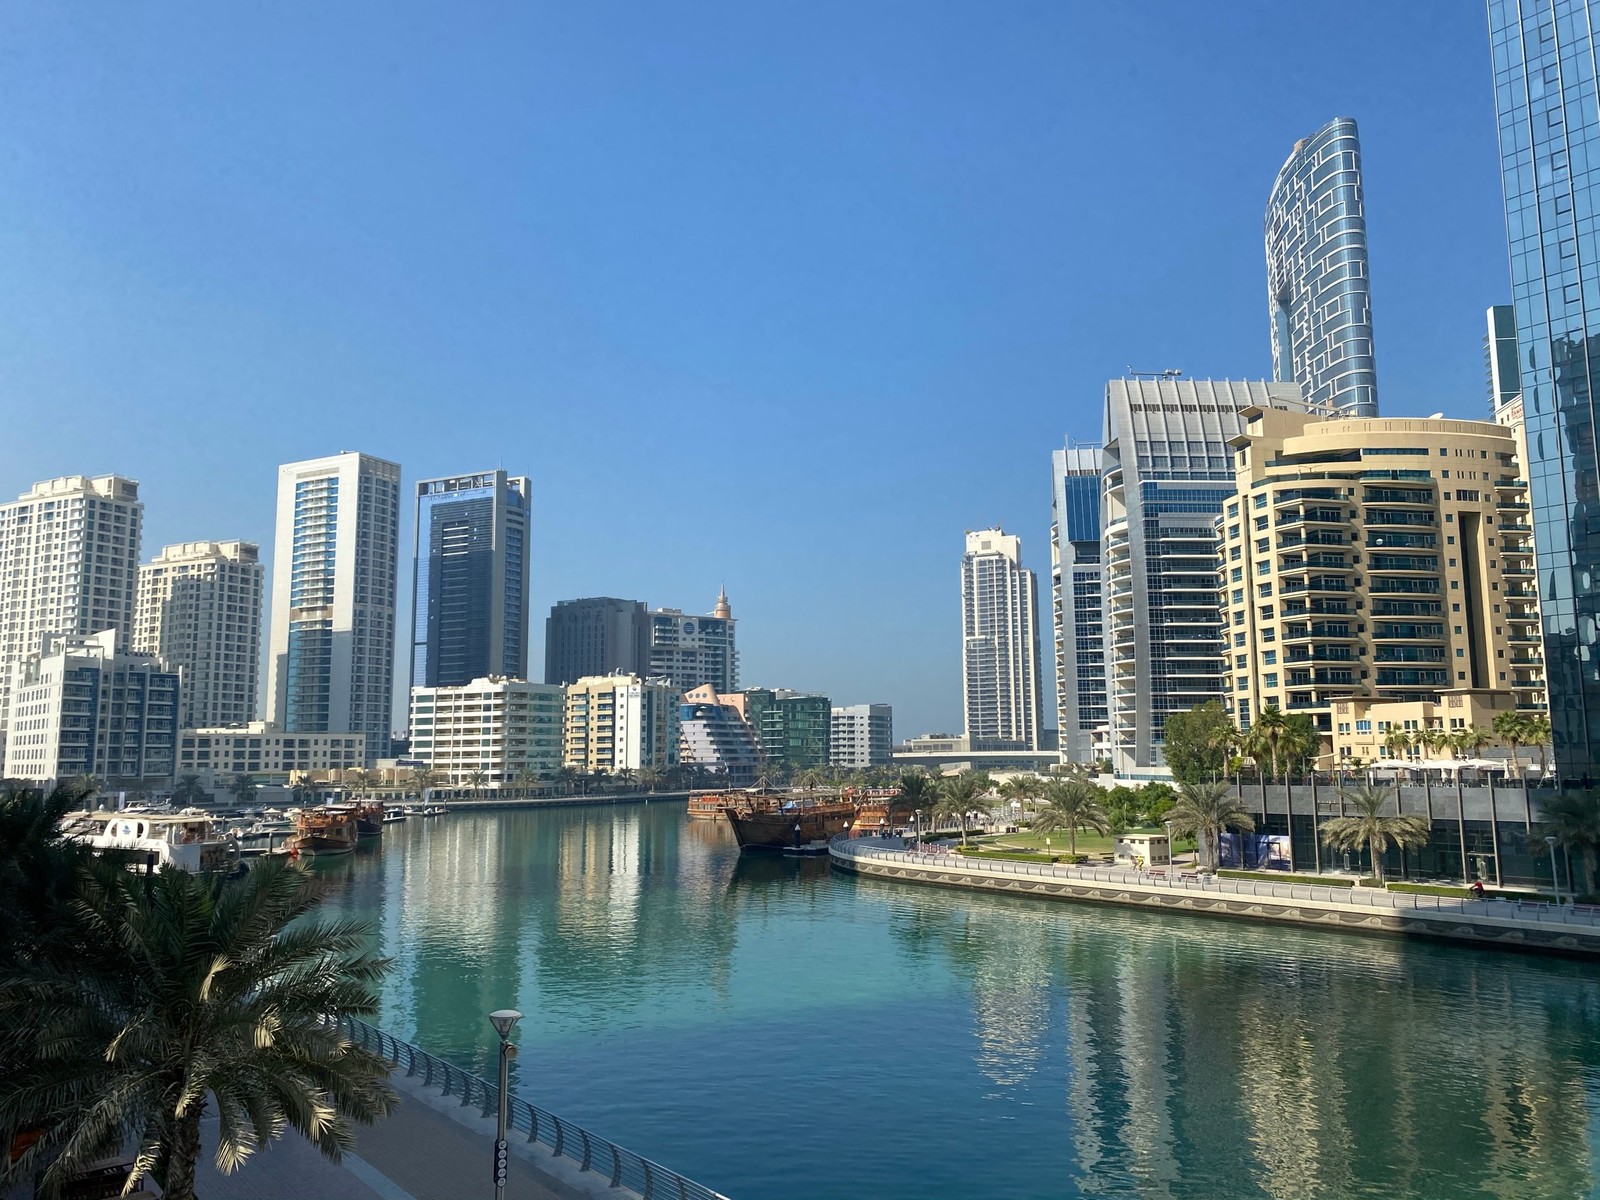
829, 840, 1600, 959
440, 791, 689, 811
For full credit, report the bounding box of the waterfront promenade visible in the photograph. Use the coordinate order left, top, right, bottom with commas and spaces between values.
830, 837, 1600, 956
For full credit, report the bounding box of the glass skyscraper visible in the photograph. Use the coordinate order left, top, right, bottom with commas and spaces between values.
411, 471, 531, 688
1490, 0, 1600, 777
1050, 446, 1105, 764
1266, 117, 1379, 417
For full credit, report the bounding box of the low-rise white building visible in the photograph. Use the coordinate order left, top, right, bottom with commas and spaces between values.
830, 703, 893, 768
5, 630, 180, 786
409, 677, 565, 784
176, 721, 364, 785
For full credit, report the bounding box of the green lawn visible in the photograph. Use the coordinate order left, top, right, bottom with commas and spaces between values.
975, 828, 1197, 857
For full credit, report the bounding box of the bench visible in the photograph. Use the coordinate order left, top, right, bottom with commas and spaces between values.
1147, 868, 1167, 879
1178, 871, 1200, 882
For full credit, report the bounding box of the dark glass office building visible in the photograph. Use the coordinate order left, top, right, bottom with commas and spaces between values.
1490, 0, 1600, 776
411, 471, 531, 688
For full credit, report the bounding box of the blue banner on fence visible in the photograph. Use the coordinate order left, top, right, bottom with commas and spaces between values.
1219, 833, 1292, 871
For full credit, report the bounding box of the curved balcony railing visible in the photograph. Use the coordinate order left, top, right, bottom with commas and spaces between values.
341, 1017, 732, 1200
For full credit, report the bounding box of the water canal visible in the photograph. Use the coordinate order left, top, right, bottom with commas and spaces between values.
311, 802, 1600, 1200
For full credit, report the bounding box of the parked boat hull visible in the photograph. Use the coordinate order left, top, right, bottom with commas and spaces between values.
725, 805, 854, 852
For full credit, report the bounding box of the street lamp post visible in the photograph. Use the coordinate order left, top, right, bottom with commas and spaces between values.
1545, 835, 1563, 906
488, 1009, 522, 1200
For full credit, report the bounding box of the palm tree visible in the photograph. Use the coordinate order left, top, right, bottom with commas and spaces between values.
1416, 726, 1448, 761
0, 778, 99, 968
932, 772, 986, 846
465, 769, 488, 798
894, 771, 939, 838
1253, 706, 1289, 776
1525, 714, 1553, 776
0, 858, 395, 1200
170, 774, 208, 808
227, 773, 257, 808
1463, 726, 1493, 759
1536, 791, 1600, 898
553, 765, 578, 795
1493, 710, 1530, 779
1383, 728, 1413, 763
1029, 779, 1109, 856
512, 768, 539, 793
1319, 783, 1431, 884
638, 767, 662, 793
1166, 781, 1256, 870
998, 774, 1042, 806
409, 766, 438, 797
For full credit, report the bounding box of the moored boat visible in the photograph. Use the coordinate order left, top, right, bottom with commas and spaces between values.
286, 808, 359, 858
382, 805, 408, 824
66, 812, 240, 874
723, 793, 856, 852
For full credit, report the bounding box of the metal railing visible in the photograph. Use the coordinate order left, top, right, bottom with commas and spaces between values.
830, 839, 1600, 932
342, 1016, 732, 1200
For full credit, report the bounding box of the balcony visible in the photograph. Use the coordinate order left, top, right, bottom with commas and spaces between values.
1363, 489, 1434, 505
1367, 555, 1439, 573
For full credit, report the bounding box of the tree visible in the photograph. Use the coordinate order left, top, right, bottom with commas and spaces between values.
1139, 782, 1177, 825
170, 775, 209, 808
1383, 728, 1413, 764
1525, 714, 1553, 775
998, 774, 1042, 807
1253, 706, 1290, 777
894, 771, 939, 834
1166, 781, 1256, 870
1161, 701, 1235, 784
1536, 791, 1600, 898
1416, 726, 1448, 760
0, 779, 99, 969
1280, 713, 1320, 776
227, 773, 257, 808
1319, 783, 1431, 884
465, 770, 488, 798
409, 766, 438, 796
512, 768, 539, 792
1029, 779, 1109, 855
553, 765, 578, 795
932, 772, 986, 847
637, 767, 661, 793
1493, 710, 1530, 779
0, 859, 395, 1200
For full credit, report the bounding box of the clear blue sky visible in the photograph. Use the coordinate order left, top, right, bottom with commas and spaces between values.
0, 2, 1507, 739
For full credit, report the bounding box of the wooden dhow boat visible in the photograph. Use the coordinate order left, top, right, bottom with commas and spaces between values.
286, 808, 359, 858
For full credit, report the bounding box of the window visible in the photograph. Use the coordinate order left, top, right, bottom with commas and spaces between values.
1263, 650, 1277, 665
1264, 673, 1278, 688
1355, 719, 1371, 733
1258, 583, 1273, 597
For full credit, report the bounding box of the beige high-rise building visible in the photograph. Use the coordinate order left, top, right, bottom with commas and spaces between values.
134, 541, 264, 729
1220, 407, 1544, 744
0, 475, 143, 753
563, 673, 678, 774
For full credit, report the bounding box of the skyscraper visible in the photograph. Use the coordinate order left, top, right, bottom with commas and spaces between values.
265, 452, 401, 762
411, 471, 531, 688
1266, 117, 1379, 417
544, 597, 649, 685
1486, 304, 1523, 415
1489, 0, 1600, 777
646, 589, 738, 693
1050, 446, 1105, 764
961, 528, 1043, 752
134, 540, 264, 729
1102, 379, 1306, 777
0, 475, 143, 754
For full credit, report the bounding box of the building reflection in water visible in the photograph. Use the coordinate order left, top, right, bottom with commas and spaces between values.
871, 877, 1598, 1199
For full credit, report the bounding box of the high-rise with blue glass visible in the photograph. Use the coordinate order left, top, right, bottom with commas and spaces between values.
410, 471, 531, 689
1050, 446, 1105, 764
1266, 117, 1380, 417
1489, 0, 1600, 777
266, 452, 401, 763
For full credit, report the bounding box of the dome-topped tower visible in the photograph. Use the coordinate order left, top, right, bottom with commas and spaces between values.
713, 586, 731, 621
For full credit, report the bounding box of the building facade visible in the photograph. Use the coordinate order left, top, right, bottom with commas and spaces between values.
961, 529, 1043, 751
1328, 689, 1524, 767
647, 589, 738, 693
264, 452, 401, 762
411, 471, 531, 690
829, 703, 893, 768
0, 475, 143, 753
409, 677, 563, 785
1489, 0, 1600, 778
679, 683, 761, 784
1220, 408, 1545, 738
544, 597, 649, 686
739, 687, 831, 769
1103, 379, 1308, 778
1486, 304, 1523, 416
563, 674, 679, 773
175, 722, 365, 785
134, 540, 263, 729
1266, 117, 1378, 418
1050, 446, 1106, 764
4, 630, 178, 785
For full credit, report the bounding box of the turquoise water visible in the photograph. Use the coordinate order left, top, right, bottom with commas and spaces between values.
312, 802, 1600, 1200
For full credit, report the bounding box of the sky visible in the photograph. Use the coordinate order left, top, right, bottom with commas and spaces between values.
0, 2, 1511, 739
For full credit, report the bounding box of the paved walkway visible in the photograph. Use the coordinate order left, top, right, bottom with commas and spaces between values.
193, 1071, 621, 1200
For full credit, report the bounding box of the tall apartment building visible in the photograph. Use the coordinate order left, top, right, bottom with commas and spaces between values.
829, 703, 893, 769
740, 687, 831, 770
409, 677, 564, 785
679, 683, 760, 784
4, 630, 179, 785
1489, 2, 1600, 778
1219, 407, 1544, 738
411, 471, 531, 689
1103, 379, 1308, 778
563, 673, 679, 773
647, 589, 737, 693
1266, 117, 1379, 417
264, 452, 401, 763
0, 475, 143, 753
960, 529, 1043, 751
544, 597, 649, 685
134, 541, 263, 729
1050, 446, 1106, 764
176, 723, 364, 785
1486, 305, 1522, 416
